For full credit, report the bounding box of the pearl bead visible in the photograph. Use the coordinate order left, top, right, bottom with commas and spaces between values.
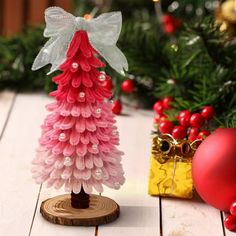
43, 49, 49, 54
96, 108, 101, 114
92, 144, 98, 150
114, 182, 120, 189
95, 168, 103, 177
112, 130, 118, 136
79, 92, 85, 98
64, 157, 73, 166
59, 133, 66, 141
71, 62, 79, 69
99, 73, 106, 81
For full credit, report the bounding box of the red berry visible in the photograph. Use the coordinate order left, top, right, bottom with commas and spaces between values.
189, 127, 200, 136
121, 79, 135, 93
153, 100, 164, 114
197, 130, 210, 140
201, 106, 215, 120
230, 201, 236, 216
162, 15, 181, 34
103, 79, 113, 90
159, 120, 174, 134
172, 126, 187, 139
154, 114, 167, 124
162, 96, 173, 110
190, 113, 205, 128
224, 215, 236, 231
179, 116, 190, 127
188, 128, 200, 142
189, 135, 197, 142
178, 110, 191, 127
162, 15, 174, 24
112, 100, 122, 115
164, 23, 175, 34
154, 116, 159, 124
159, 115, 167, 122
179, 110, 191, 119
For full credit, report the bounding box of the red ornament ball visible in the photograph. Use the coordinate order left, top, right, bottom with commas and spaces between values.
192, 128, 236, 212
201, 106, 215, 120
162, 96, 173, 109
112, 100, 122, 115
172, 125, 187, 139
103, 79, 113, 91
190, 113, 205, 128
153, 100, 164, 114
224, 215, 236, 231
121, 79, 135, 93
159, 120, 174, 134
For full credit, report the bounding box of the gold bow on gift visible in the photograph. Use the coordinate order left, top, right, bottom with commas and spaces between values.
152, 134, 201, 164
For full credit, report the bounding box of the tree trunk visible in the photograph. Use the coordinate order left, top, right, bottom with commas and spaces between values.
71, 187, 90, 209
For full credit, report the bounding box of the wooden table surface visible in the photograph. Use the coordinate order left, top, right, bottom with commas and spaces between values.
0, 91, 232, 236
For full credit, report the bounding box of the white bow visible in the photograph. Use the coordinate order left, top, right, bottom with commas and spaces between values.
32, 7, 128, 75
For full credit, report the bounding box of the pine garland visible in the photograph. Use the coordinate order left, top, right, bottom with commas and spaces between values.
0, 26, 56, 92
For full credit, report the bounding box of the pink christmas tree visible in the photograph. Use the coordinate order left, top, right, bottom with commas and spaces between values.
32, 30, 125, 204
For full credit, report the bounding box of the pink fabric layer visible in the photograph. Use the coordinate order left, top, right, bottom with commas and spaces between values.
32, 31, 125, 194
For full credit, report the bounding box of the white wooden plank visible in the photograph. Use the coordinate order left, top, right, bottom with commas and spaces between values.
161, 197, 224, 236
99, 107, 160, 235
100, 205, 159, 236
0, 93, 48, 235
225, 227, 235, 235
0, 90, 15, 137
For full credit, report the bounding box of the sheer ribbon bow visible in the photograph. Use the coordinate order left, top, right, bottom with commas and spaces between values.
32, 7, 128, 75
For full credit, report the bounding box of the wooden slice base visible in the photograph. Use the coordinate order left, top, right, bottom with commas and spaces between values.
40, 194, 120, 226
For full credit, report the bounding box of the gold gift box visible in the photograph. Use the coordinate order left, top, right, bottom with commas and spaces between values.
148, 134, 199, 199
